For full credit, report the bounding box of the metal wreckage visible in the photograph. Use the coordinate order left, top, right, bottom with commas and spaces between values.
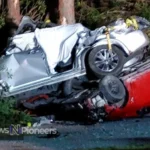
0, 16, 150, 123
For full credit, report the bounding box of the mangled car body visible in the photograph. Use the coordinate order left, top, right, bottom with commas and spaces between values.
105, 58, 150, 120
0, 16, 150, 98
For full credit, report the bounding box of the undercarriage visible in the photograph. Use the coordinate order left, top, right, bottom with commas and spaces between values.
15, 53, 150, 124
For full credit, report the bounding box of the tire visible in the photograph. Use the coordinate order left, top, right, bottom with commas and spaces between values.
62, 78, 87, 97
99, 75, 126, 104
62, 80, 73, 97
88, 45, 125, 78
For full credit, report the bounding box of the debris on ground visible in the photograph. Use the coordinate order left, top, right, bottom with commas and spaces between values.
32, 116, 54, 127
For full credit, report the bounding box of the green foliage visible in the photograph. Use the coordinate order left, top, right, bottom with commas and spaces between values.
136, 2, 150, 21
134, 2, 150, 38
75, 0, 150, 29
109, 0, 126, 8
75, 0, 102, 29
20, 0, 46, 21
0, 0, 46, 29
0, 14, 5, 29
0, 97, 32, 128
0, 3, 6, 29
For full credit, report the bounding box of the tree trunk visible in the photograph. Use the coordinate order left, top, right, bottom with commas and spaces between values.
7, 0, 22, 25
59, 0, 75, 24
100, 0, 110, 7
0, 0, 2, 8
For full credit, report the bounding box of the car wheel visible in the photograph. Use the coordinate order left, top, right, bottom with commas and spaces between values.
99, 75, 126, 104
88, 45, 125, 78
62, 77, 87, 97
62, 80, 73, 97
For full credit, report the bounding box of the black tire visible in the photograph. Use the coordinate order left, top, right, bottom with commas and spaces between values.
62, 80, 73, 97
62, 77, 87, 97
99, 75, 126, 104
88, 45, 125, 78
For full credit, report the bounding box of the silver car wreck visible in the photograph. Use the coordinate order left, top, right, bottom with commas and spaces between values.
0, 16, 149, 98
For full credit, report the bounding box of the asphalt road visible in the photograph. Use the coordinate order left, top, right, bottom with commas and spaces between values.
20, 117, 150, 150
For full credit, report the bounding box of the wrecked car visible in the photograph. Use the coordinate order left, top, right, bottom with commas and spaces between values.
20, 74, 127, 123
0, 16, 149, 98
105, 57, 150, 120
16, 57, 150, 123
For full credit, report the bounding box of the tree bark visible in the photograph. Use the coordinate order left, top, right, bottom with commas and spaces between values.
7, 0, 22, 25
59, 0, 75, 24
0, 0, 2, 9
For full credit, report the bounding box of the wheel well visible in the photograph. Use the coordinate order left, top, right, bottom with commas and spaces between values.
81, 48, 92, 69
113, 44, 128, 57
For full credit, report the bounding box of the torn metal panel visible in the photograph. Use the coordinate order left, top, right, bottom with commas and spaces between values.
0, 51, 49, 88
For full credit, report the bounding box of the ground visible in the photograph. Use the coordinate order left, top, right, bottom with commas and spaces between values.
1, 117, 150, 150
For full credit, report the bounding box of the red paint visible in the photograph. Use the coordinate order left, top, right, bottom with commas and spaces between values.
25, 94, 49, 103
105, 68, 150, 120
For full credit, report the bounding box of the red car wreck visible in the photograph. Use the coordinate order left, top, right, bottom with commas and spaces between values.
20, 58, 150, 123
105, 58, 150, 121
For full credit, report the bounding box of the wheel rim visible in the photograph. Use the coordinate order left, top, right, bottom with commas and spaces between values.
94, 49, 119, 72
